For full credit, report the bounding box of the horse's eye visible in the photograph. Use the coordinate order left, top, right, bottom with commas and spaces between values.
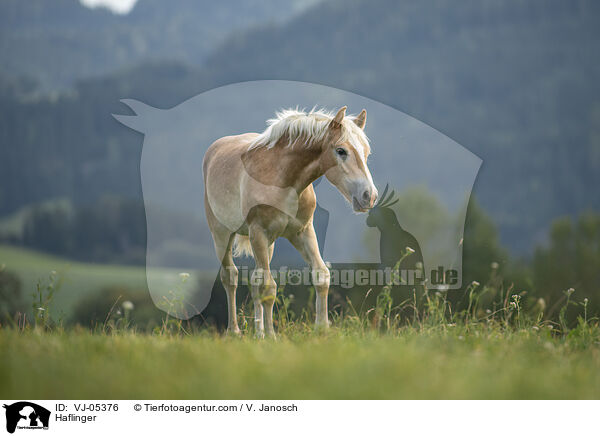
336, 147, 347, 157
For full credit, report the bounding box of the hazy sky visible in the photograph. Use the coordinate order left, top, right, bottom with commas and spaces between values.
80, 0, 137, 14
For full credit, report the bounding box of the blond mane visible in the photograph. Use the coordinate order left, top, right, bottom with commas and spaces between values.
249, 108, 370, 157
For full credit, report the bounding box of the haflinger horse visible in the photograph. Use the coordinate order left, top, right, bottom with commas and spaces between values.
203, 106, 377, 337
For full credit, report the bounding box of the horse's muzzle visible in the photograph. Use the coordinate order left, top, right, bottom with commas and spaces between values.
352, 197, 367, 212
353, 185, 378, 212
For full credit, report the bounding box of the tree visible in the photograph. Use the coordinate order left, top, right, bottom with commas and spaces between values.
533, 213, 600, 320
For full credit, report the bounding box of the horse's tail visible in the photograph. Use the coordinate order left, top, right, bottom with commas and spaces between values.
232, 234, 254, 258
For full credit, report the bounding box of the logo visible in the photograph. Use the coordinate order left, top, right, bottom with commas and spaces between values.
3, 402, 50, 434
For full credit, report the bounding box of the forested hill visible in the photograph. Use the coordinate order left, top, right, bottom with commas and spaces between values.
1, 0, 600, 255
0, 0, 310, 89
200, 0, 600, 251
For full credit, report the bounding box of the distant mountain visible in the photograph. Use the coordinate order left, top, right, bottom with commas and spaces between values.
0, 0, 313, 89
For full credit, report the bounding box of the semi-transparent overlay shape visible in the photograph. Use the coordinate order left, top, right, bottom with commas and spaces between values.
114, 80, 481, 319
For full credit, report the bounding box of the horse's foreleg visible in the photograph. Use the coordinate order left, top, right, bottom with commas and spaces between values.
250, 227, 277, 338
289, 224, 330, 329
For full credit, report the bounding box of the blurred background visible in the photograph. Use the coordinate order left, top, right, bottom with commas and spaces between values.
0, 0, 599, 328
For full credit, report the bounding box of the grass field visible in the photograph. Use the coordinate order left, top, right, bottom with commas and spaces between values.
1, 244, 599, 399
1, 325, 599, 399
0, 245, 190, 318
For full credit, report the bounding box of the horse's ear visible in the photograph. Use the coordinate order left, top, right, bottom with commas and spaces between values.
332, 106, 347, 125
354, 109, 367, 129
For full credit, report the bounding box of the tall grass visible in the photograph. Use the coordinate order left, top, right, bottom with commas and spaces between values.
3, 258, 598, 342
1, 265, 599, 399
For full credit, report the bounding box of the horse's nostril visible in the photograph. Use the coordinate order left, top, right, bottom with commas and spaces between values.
362, 190, 370, 202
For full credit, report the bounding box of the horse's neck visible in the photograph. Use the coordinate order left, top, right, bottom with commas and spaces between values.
243, 144, 323, 193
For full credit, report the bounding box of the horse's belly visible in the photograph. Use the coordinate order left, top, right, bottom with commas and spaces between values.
240, 177, 299, 225
207, 173, 300, 234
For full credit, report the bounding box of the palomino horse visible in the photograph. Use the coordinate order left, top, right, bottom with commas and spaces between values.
203, 106, 377, 336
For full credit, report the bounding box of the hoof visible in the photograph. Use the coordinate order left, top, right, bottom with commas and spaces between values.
227, 328, 241, 336
314, 321, 329, 332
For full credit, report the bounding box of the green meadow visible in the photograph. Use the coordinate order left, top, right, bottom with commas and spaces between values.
0, 245, 189, 319
1, 325, 599, 399
1, 244, 599, 399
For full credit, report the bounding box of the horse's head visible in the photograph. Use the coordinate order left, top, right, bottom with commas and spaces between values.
366, 184, 399, 228
322, 106, 378, 212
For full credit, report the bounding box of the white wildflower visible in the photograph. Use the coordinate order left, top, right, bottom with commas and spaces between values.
179, 272, 190, 282
122, 301, 134, 311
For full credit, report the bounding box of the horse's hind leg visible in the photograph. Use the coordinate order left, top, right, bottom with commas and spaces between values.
219, 235, 240, 334
249, 226, 277, 337
208, 220, 240, 335
206, 194, 240, 334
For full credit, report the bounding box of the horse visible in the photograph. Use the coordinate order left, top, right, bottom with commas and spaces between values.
203, 106, 378, 336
